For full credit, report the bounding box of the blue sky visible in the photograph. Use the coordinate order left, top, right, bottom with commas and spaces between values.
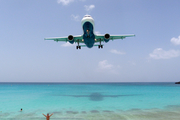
0, 0, 180, 82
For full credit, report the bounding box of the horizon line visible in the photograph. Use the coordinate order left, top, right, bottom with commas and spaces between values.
0, 82, 176, 84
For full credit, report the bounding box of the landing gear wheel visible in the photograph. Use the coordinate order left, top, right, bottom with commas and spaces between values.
98, 45, 103, 49
98, 45, 100, 49
76, 46, 81, 49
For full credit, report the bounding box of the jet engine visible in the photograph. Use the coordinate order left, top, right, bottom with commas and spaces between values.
68, 35, 74, 44
104, 33, 110, 43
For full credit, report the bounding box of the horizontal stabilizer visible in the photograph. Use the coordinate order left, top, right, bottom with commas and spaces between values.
93, 44, 104, 46
79, 44, 104, 47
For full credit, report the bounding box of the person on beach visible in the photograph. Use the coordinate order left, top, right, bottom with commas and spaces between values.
20, 108, 22, 111
42, 113, 53, 120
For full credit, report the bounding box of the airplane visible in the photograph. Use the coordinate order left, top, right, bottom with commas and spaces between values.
44, 15, 135, 49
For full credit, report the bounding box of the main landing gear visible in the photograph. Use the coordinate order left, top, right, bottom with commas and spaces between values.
98, 45, 103, 49
76, 46, 81, 49
98, 39, 103, 49
76, 39, 81, 49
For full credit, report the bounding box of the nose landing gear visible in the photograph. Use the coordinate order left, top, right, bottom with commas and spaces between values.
86, 30, 90, 38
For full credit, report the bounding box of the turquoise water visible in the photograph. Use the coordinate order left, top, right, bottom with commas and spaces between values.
1, 82, 180, 120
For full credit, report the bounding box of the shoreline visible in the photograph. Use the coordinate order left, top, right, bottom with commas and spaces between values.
1, 106, 180, 120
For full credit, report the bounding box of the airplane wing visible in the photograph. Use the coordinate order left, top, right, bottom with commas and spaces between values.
44, 35, 84, 43
95, 34, 135, 42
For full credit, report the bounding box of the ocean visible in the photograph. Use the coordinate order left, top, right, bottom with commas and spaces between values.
0, 82, 180, 120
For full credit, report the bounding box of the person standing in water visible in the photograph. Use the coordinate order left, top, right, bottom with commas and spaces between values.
42, 113, 53, 120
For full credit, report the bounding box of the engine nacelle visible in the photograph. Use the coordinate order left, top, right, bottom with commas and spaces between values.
68, 35, 74, 44
104, 33, 110, 43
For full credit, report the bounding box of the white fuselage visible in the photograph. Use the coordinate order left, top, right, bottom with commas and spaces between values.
80, 15, 95, 48
81, 15, 95, 34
